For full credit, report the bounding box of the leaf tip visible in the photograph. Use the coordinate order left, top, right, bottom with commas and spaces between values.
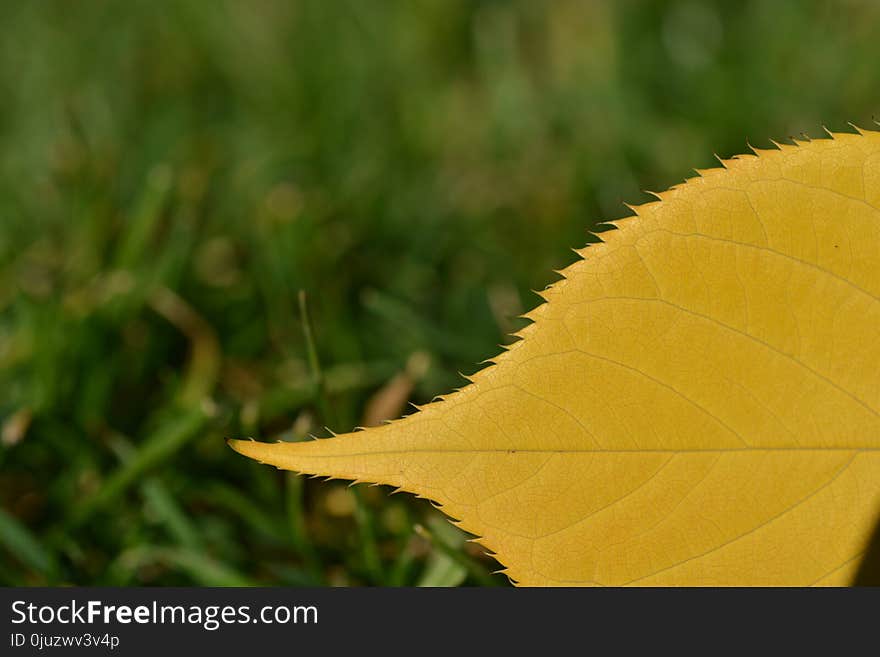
226, 437, 258, 459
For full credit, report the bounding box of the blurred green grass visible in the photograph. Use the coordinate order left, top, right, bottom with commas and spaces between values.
1, 0, 879, 586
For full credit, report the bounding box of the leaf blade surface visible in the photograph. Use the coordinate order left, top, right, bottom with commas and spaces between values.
232, 131, 880, 585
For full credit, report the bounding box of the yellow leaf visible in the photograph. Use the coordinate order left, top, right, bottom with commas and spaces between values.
231, 130, 880, 586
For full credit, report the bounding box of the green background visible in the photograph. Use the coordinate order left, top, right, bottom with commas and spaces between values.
1, 0, 878, 586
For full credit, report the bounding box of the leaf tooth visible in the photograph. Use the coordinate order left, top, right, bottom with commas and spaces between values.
746, 143, 781, 158
516, 309, 539, 324
621, 201, 641, 216
569, 246, 587, 261
466, 535, 496, 555
848, 122, 871, 136
531, 288, 552, 302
